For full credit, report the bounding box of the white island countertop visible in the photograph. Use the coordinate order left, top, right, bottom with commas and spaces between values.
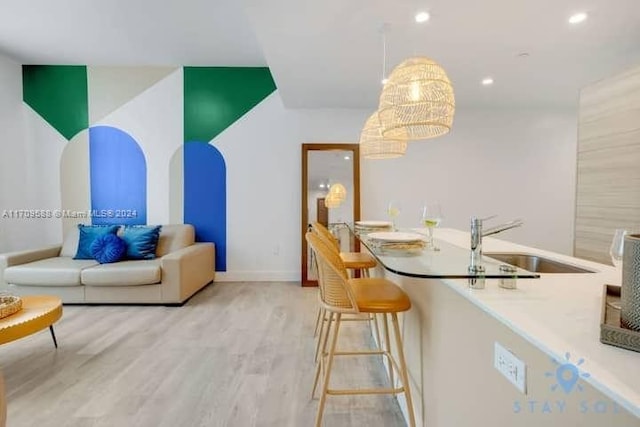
427, 228, 640, 418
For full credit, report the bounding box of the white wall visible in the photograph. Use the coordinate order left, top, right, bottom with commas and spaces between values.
214, 94, 370, 281
0, 54, 33, 252
362, 108, 578, 255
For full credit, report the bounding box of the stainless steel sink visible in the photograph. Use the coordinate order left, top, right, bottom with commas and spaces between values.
484, 252, 597, 274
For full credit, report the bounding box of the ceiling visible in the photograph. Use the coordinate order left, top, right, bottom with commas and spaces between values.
1, 0, 639, 108
0, 0, 265, 66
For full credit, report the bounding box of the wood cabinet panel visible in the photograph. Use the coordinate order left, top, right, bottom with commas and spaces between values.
575, 65, 640, 263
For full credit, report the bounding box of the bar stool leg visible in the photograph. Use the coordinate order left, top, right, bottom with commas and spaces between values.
315, 312, 342, 427
318, 311, 333, 371
315, 309, 332, 365
391, 313, 416, 427
313, 306, 322, 337
314, 307, 327, 362
382, 313, 394, 392
312, 311, 334, 398
370, 313, 382, 349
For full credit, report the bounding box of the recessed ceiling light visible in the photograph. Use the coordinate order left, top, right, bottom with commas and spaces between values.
344, 155, 351, 160
568, 12, 588, 24
482, 77, 494, 86
319, 184, 325, 189
415, 12, 430, 23
381, 78, 389, 85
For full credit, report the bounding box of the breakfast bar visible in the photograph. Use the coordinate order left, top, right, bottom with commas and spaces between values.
358, 227, 640, 427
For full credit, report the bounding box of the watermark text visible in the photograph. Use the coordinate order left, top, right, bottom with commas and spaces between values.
1, 209, 138, 220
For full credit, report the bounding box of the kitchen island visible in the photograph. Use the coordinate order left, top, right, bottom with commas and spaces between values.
362, 228, 640, 427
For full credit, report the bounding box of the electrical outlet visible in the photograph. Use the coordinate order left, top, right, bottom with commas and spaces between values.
494, 342, 526, 393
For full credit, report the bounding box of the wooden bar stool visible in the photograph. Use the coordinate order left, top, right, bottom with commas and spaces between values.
306, 232, 416, 427
311, 222, 376, 278
310, 222, 381, 361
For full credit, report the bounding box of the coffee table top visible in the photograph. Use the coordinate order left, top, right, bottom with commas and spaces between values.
0, 295, 62, 345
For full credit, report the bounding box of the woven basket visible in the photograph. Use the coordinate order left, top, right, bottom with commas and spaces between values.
0, 295, 22, 319
622, 234, 640, 331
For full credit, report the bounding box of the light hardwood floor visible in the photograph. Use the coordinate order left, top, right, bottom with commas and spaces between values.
0, 282, 406, 427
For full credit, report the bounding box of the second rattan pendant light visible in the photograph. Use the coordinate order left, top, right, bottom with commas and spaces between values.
324, 193, 341, 208
328, 183, 347, 201
379, 56, 455, 141
360, 111, 408, 159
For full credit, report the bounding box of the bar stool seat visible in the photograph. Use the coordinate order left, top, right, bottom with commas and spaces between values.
349, 278, 411, 312
339, 252, 377, 270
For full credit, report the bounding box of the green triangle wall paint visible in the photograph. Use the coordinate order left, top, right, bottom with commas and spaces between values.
183, 67, 276, 142
22, 65, 89, 140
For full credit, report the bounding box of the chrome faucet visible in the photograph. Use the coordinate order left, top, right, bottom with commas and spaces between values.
469, 216, 523, 274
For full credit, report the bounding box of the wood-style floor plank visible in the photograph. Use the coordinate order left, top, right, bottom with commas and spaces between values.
0, 282, 406, 427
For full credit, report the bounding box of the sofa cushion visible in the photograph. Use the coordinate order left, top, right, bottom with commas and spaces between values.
81, 260, 161, 286
60, 227, 80, 257
74, 224, 120, 260
4, 257, 98, 286
155, 224, 195, 257
121, 225, 162, 260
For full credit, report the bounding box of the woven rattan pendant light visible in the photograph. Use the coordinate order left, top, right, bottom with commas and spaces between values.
324, 193, 341, 208
359, 111, 408, 159
328, 183, 347, 201
379, 56, 455, 141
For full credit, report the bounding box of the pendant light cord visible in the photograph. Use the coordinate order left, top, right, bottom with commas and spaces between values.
381, 23, 390, 83
382, 30, 387, 81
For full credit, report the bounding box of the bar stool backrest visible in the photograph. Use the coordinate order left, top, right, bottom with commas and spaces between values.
306, 232, 359, 314
311, 222, 340, 251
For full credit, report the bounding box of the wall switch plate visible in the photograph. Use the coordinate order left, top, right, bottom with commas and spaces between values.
494, 342, 526, 393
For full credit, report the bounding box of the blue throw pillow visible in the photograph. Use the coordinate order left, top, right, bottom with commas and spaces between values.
74, 224, 121, 260
121, 225, 162, 260
91, 234, 127, 264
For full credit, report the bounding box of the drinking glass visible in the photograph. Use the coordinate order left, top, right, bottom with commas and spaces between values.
387, 201, 401, 231
421, 202, 442, 251
610, 229, 627, 268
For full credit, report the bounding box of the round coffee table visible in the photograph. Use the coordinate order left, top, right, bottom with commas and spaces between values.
0, 295, 62, 348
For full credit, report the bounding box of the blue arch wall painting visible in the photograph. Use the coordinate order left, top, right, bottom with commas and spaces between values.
184, 141, 227, 271
89, 126, 147, 226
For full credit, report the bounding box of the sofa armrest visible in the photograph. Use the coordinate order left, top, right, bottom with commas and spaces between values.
0, 245, 62, 288
160, 243, 215, 302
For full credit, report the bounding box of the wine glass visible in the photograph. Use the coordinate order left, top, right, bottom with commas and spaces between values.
610, 229, 628, 268
387, 201, 401, 231
421, 202, 442, 251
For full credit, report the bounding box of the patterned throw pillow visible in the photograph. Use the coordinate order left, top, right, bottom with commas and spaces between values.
121, 225, 162, 260
73, 224, 120, 260
91, 234, 127, 264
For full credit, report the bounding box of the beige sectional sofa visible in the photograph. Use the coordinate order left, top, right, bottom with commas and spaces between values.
0, 224, 215, 305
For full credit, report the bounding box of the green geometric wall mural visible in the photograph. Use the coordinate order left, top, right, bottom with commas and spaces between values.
23, 65, 88, 140
183, 67, 276, 142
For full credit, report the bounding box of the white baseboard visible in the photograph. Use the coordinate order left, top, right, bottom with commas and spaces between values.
214, 270, 300, 282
